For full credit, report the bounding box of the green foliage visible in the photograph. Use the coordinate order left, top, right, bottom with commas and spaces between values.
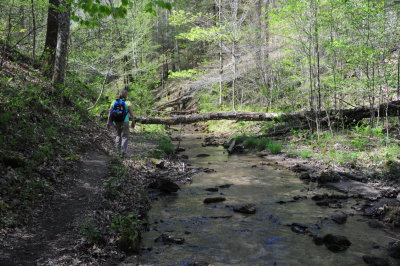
299, 150, 312, 159
234, 134, 249, 144
79, 221, 105, 245
177, 26, 222, 42
111, 213, 141, 253
235, 135, 279, 153
158, 136, 174, 155
145, 0, 173, 16
350, 137, 369, 151
169, 10, 199, 26
243, 137, 258, 150
268, 141, 282, 154
384, 160, 400, 181
168, 69, 198, 80
257, 137, 273, 150
128, 71, 158, 115
353, 123, 385, 138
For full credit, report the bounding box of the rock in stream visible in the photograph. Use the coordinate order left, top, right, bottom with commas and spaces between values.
322, 234, 351, 252
233, 204, 257, 214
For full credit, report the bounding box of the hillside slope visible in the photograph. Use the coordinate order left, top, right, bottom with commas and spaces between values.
0, 53, 113, 230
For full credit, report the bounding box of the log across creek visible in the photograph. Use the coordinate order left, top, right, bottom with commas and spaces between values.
134, 100, 400, 125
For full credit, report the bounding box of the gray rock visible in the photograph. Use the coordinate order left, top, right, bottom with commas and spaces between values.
219, 184, 232, 189
205, 187, 219, 192
312, 194, 328, 201
176, 147, 186, 152
313, 235, 324, 246
290, 223, 309, 234
362, 255, 390, 266
290, 164, 309, 173
388, 241, 400, 259
196, 154, 210, 158
330, 211, 348, 224
317, 171, 341, 183
368, 220, 384, 229
155, 234, 184, 245
148, 178, 180, 193
299, 172, 311, 180
293, 195, 307, 201
203, 197, 226, 204
233, 204, 256, 214
322, 234, 351, 252
372, 242, 380, 249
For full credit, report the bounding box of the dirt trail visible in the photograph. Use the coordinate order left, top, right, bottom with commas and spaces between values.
0, 151, 110, 265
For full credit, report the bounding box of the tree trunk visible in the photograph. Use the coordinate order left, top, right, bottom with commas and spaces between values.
30, 0, 36, 65
42, 0, 60, 78
134, 100, 400, 125
0, 0, 14, 68
52, 0, 70, 87
217, 0, 223, 106
232, 39, 236, 111
398, 51, 400, 124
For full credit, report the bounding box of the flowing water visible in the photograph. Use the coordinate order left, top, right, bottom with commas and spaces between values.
139, 129, 396, 265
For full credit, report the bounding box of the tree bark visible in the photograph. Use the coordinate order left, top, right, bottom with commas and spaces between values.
30, 0, 36, 65
42, 0, 60, 78
52, 0, 70, 87
134, 100, 400, 125
217, 0, 223, 105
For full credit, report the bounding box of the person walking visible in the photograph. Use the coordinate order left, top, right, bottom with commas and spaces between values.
106, 89, 135, 157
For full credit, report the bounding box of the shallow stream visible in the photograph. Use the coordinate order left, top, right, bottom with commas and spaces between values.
139, 129, 395, 265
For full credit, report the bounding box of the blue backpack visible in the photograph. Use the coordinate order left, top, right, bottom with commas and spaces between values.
110, 99, 127, 122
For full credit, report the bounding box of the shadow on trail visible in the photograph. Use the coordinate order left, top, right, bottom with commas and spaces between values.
0, 152, 110, 265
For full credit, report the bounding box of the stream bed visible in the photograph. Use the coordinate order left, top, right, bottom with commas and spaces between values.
139, 129, 395, 265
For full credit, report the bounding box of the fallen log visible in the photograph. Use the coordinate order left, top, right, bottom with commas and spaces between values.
134, 100, 400, 125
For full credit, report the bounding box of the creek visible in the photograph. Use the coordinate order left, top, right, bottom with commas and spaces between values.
139, 129, 395, 265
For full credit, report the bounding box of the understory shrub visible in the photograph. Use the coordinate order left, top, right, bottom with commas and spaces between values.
268, 141, 282, 154
235, 135, 280, 153
158, 137, 174, 155
112, 213, 141, 253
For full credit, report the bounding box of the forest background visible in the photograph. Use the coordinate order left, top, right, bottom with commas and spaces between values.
2, 0, 400, 200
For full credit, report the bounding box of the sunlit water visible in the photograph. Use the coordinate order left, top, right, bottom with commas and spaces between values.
139, 130, 395, 265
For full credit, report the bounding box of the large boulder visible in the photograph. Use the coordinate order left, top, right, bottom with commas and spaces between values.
322, 234, 351, 252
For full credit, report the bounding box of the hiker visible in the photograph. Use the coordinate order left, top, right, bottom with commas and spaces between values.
106, 89, 135, 156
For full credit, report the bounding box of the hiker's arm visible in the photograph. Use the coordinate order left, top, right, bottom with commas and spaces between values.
106, 107, 112, 129
129, 106, 135, 128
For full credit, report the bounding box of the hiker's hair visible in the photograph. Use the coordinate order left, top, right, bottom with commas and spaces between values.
118, 89, 128, 99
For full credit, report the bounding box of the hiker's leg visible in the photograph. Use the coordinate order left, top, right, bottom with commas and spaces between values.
114, 122, 123, 151
121, 122, 130, 155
